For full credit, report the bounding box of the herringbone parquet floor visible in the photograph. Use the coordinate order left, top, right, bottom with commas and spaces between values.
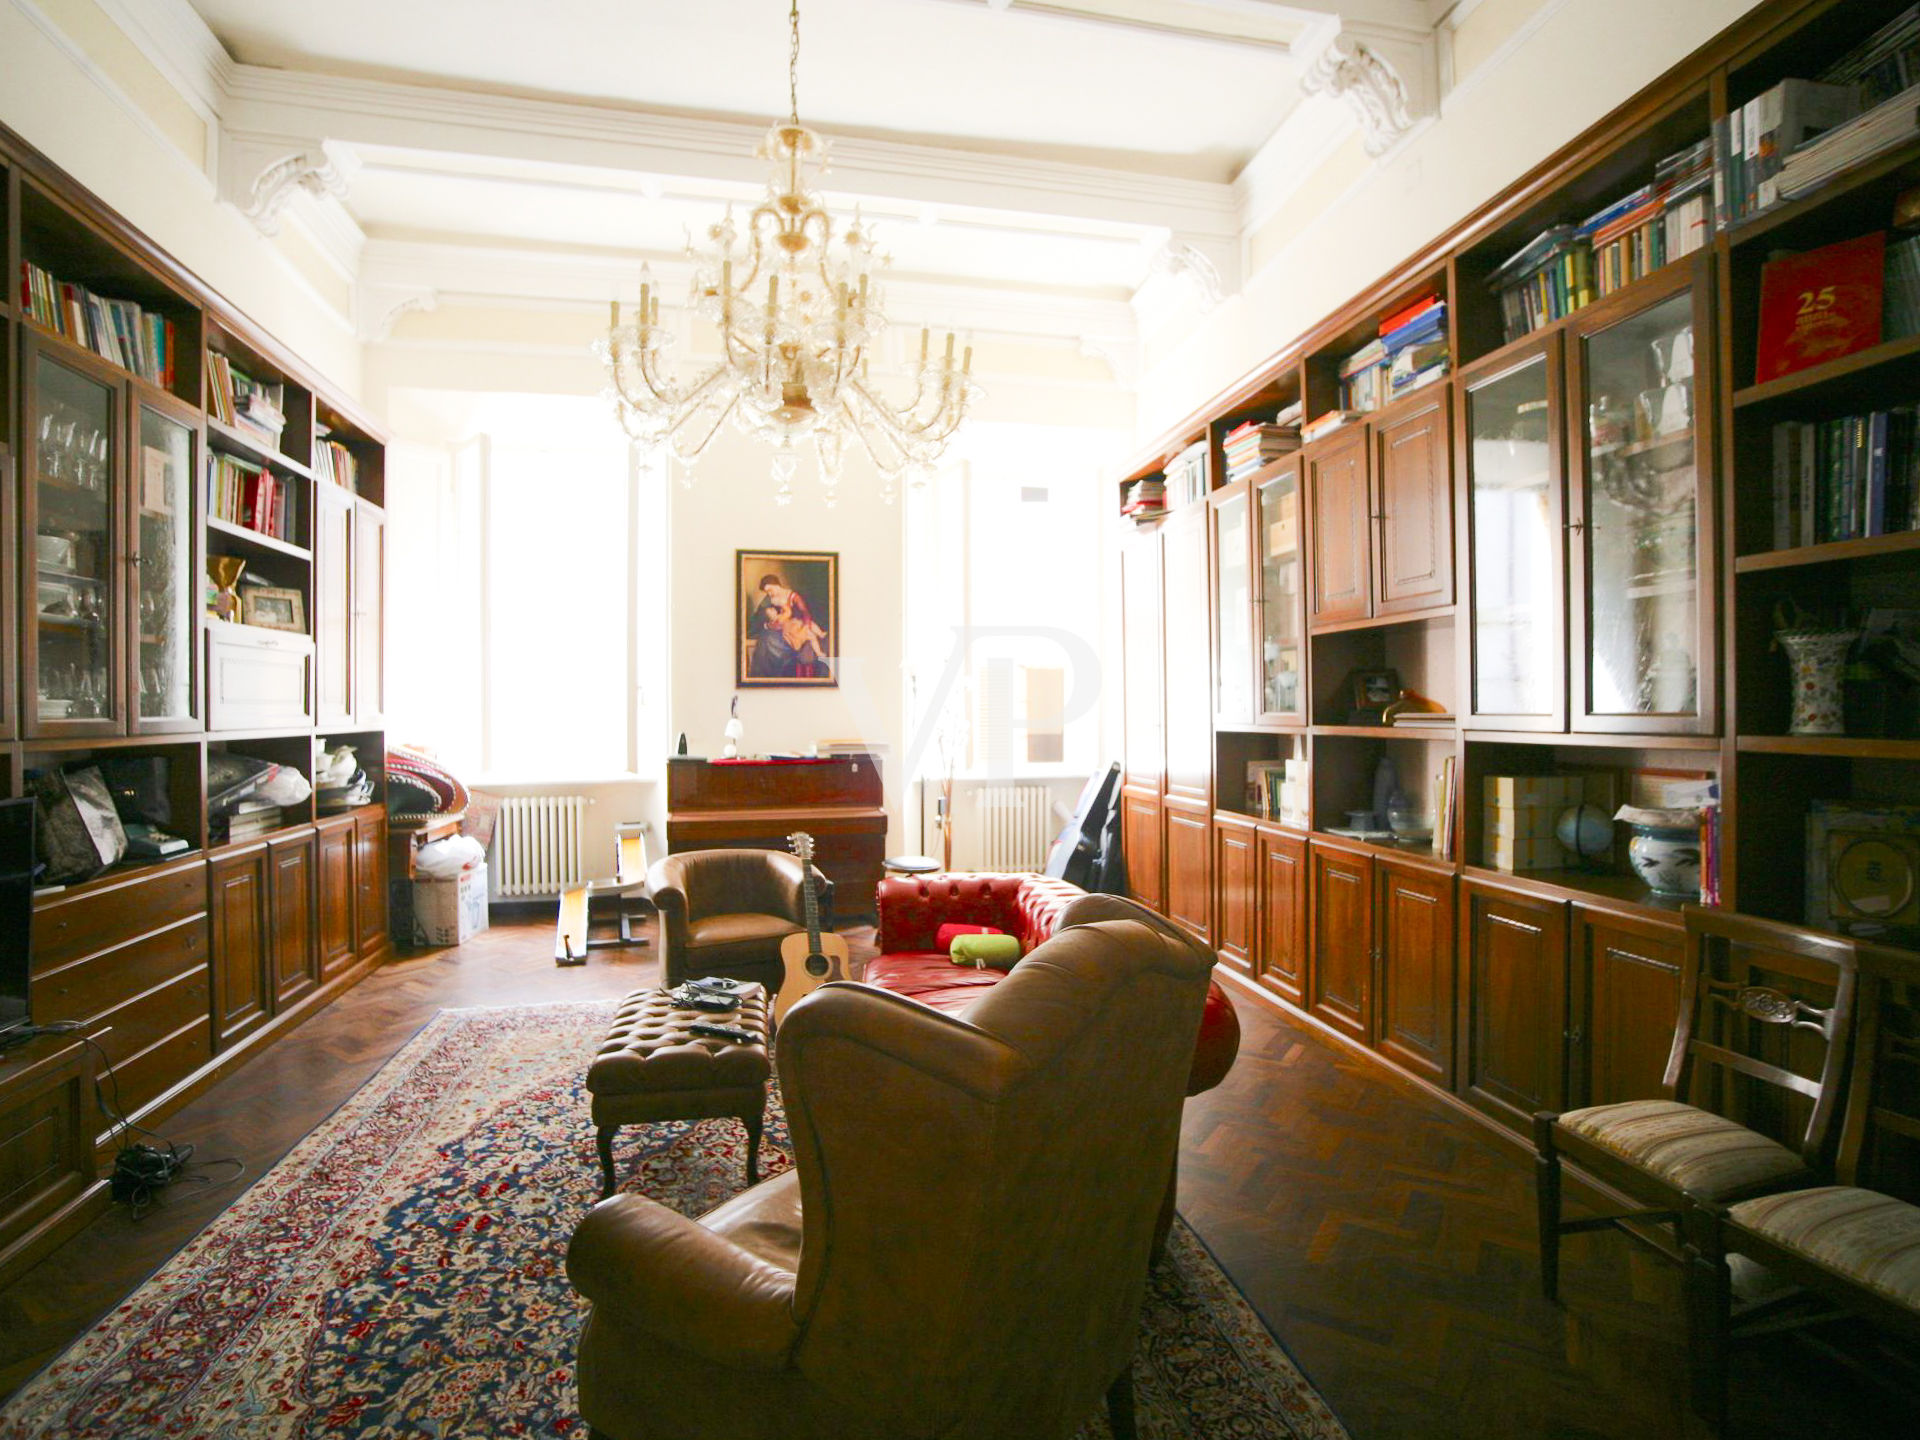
1, 915, 1913, 1437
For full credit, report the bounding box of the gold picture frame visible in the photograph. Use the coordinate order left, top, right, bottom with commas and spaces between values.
737, 550, 838, 688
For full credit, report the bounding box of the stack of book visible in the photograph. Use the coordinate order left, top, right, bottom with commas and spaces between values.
207, 354, 288, 451
1337, 338, 1389, 413
225, 801, 285, 843
815, 739, 886, 759
1221, 419, 1301, 482
1301, 409, 1363, 445
1166, 440, 1209, 506
1714, 79, 1861, 224
1337, 296, 1449, 413
1775, 82, 1920, 204
1769, 408, 1920, 548
1122, 477, 1166, 524
1389, 709, 1457, 730
18, 261, 177, 388
1489, 225, 1592, 343
1823, 3, 1920, 107
209, 452, 297, 541
313, 432, 360, 492
1586, 140, 1715, 297
1382, 295, 1447, 397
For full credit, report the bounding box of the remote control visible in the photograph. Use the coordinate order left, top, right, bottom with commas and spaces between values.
688, 1022, 757, 1045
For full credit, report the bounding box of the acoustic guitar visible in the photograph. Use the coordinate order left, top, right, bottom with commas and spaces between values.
776, 831, 850, 1024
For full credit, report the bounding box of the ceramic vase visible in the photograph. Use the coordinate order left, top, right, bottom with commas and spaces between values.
1776, 628, 1859, 736
1627, 824, 1701, 898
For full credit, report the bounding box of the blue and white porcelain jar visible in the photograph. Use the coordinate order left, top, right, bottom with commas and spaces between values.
1627, 823, 1701, 898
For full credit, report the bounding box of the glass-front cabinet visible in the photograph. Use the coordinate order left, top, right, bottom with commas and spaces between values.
1463, 337, 1565, 730
24, 343, 124, 737
132, 392, 201, 731
1568, 260, 1715, 734
1254, 462, 1305, 725
1211, 481, 1254, 725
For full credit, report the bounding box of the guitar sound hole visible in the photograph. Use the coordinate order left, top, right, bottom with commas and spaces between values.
807, 954, 829, 977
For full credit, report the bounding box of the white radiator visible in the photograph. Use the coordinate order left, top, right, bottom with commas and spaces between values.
492, 795, 589, 898
973, 785, 1052, 872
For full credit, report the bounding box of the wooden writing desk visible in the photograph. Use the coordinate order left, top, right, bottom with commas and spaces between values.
666, 756, 886, 917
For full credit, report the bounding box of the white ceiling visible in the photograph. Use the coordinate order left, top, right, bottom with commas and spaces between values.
190, 0, 1323, 181
158, 1, 1440, 341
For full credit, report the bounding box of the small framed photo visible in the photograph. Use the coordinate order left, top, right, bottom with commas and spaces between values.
1351, 667, 1401, 713
246, 585, 306, 633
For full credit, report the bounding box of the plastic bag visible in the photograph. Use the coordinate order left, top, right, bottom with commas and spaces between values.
416, 835, 485, 878
256, 768, 314, 807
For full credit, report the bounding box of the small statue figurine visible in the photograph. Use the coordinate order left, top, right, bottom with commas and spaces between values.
722, 696, 744, 758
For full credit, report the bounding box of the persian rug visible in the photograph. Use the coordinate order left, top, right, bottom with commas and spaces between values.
0, 1001, 1348, 1440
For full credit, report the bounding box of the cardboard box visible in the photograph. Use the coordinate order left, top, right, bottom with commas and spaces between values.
412, 862, 490, 946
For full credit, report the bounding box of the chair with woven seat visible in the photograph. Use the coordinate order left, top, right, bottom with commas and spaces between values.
1682, 939, 1920, 1430
1533, 906, 1860, 1302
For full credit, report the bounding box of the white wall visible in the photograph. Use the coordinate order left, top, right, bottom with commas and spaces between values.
1134, 0, 1768, 442
666, 432, 909, 853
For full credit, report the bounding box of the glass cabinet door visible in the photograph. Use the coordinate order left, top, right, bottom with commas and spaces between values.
26, 348, 122, 735
1464, 342, 1564, 729
1212, 484, 1253, 723
1255, 465, 1304, 724
1571, 267, 1713, 733
132, 397, 199, 730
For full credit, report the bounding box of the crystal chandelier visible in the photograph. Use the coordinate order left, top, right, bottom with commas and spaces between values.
602, 0, 978, 506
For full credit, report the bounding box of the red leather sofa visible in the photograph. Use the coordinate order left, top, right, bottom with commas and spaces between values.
865, 872, 1241, 1096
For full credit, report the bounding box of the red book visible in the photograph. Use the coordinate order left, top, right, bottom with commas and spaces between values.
1755, 231, 1885, 383
1377, 294, 1440, 336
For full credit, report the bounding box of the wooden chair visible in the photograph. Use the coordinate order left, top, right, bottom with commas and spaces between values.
1682, 940, 1920, 1430
1533, 906, 1859, 1301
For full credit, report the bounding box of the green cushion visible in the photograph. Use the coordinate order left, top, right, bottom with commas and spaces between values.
950, 933, 1023, 970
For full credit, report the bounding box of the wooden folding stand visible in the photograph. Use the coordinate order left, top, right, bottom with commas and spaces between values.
556, 824, 654, 966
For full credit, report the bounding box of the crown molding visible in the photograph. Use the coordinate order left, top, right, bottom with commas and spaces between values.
219, 64, 1241, 243
93, 0, 231, 126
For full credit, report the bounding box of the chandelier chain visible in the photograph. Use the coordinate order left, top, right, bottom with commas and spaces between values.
788, 0, 801, 126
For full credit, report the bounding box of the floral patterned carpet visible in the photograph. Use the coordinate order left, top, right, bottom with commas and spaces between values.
0, 1001, 1347, 1440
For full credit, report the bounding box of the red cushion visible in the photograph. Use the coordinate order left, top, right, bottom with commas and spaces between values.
1188, 980, 1241, 1094
935, 922, 1005, 950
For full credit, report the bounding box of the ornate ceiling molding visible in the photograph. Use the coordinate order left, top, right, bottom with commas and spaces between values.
1298, 26, 1436, 157
219, 133, 351, 236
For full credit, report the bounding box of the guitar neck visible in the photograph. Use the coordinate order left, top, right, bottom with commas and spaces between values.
801, 868, 823, 953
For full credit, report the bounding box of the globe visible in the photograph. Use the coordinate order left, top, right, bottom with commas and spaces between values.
1556, 803, 1613, 861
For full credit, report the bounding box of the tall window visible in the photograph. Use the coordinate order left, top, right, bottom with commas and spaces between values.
903, 421, 1121, 784
385, 394, 665, 782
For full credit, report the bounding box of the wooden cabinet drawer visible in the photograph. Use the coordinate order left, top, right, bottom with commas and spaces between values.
89, 1020, 211, 1147
83, 966, 210, 1070
207, 621, 313, 733
31, 858, 207, 972
30, 916, 207, 1027
0, 1043, 92, 1274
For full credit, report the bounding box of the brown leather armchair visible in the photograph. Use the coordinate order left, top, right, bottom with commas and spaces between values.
565, 898, 1215, 1440
648, 848, 834, 995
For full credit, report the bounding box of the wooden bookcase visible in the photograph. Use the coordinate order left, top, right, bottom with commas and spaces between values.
0, 121, 393, 1285
1115, 0, 1920, 1152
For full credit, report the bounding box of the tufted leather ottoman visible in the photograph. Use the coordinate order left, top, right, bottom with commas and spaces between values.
588, 985, 772, 1198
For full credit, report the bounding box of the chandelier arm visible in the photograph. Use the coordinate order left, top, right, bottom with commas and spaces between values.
669, 388, 742, 461
834, 391, 910, 478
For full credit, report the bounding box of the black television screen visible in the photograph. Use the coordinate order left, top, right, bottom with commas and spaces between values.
0, 798, 33, 1040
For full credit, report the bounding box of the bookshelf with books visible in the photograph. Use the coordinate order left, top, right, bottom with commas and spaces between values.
1108, 1, 1920, 1152
0, 117, 395, 1275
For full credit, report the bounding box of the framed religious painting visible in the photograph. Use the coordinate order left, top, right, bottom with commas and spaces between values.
737, 550, 839, 688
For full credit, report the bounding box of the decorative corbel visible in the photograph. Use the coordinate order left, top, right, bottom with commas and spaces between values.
1300, 31, 1435, 158
1148, 240, 1225, 310
220, 133, 351, 236
356, 283, 439, 345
